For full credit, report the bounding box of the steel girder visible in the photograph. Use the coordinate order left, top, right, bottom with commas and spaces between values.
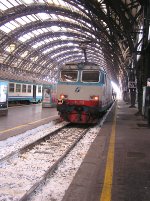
0, 0, 143, 83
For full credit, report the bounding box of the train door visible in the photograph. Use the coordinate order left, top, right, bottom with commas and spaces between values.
33, 85, 36, 101
0, 80, 8, 116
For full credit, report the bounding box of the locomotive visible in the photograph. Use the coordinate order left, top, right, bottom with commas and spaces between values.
57, 62, 113, 123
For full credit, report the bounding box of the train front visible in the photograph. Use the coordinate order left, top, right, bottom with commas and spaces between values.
57, 63, 104, 123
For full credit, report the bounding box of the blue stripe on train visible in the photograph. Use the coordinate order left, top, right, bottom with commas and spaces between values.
8, 96, 42, 102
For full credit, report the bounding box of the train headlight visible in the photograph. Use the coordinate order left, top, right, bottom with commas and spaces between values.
60, 94, 68, 100
90, 96, 99, 101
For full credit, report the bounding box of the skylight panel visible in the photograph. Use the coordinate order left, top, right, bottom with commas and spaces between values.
33, 41, 45, 48
52, 0, 60, 6
37, 29, 44, 34
59, 27, 67, 32
23, 34, 32, 40
36, 13, 50, 20
10, 20, 20, 28
0, 25, 11, 33
32, 30, 41, 35
42, 28, 49, 32
38, 0, 45, 3
51, 50, 70, 58
21, 16, 31, 23
43, 47, 55, 54
28, 32, 34, 37
49, 38, 53, 41
44, 39, 51, 43
50, 26, 61, 32
21, 51, 28, 58
68, 42, 74, 46
27, 15, 37, 22
5, 22, 16, 30
10, 0, 20, 6
60, 35, 67, 40
0, 2, 8, 10
52, 37, 58, 41
47, 0, 54, 4
40, 41, 45, 45
16, 17, 27, 25
32, 44, 39, 49
2, 1, 13, 9
50, 14, 58, 20
18, 36, 27, 42
21, 0, 34, 4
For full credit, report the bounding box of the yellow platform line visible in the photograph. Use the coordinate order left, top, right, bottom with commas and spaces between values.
0, 115, 58, 134
100, 108, 117, 201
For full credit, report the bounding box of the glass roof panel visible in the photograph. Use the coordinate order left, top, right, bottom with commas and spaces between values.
38, 29, 44, 34
23, 34, 32, 40
50, 14, 58, 20
28, 32, 34, 37
0, 25, 11, 33
38, 0, 45, 3
32, 30, 41, 35
1, 0, 13, 9
10, 20, 20, 28
21, 16, 32, 23
15, 17, 27, 25
27, 15, 37, 22
50, 26, 61, 32
43, 43, 79, 54
36, 13, 50, 20
51, 49, 79, 58
0, 2, 8, 10
18, 36, 26, 42
5, 22, 16, 30
9, 0, 19, 6
57, 53, 82, 62
21, 0, 34, 4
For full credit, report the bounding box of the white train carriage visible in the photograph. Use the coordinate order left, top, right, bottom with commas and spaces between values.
8, 81, 42, 103
0, 80, 8, 116
57, 62, 113, 123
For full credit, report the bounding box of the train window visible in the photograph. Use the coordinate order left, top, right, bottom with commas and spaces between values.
82, 71, 100, 82
22, 84, 26, 93
16, 84, 21, 92
100, 72, 105, 84
38, 86, 42, 93
28, 85, 31, 93
60, 70, 78, 82
9, 83, 14, 92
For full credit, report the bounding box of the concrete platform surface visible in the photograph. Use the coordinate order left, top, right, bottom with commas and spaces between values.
62, 100, 150, 201
0, 104, 59, 140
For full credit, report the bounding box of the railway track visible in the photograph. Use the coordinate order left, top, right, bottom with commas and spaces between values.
0, 124, 90, 201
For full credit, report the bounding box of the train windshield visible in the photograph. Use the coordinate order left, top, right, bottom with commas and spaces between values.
82, 70, 100, 82
60, 70, 78, 82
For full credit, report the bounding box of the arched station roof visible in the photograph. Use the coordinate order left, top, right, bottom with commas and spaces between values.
0, 0, 144, 84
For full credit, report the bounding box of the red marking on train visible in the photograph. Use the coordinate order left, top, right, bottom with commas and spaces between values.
65, 100, 99, 106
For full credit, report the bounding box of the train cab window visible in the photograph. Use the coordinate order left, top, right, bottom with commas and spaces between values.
28, 85, 31, 93
16, 84, 21, 92
82, 71, 100, 82
60, 70, 78, 82
22, 84, 26, 93
9, 83, 14, 92
100, 72, 105, 84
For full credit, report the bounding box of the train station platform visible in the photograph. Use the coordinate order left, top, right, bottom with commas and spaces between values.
0, 104, 59, 141
62, 100, 150, 201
